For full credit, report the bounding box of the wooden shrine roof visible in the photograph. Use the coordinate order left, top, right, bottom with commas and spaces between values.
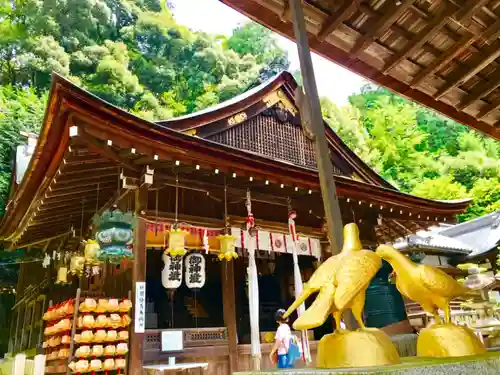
158, 71, 393, 189
0, 73, 470, 249
221, 0, 500, 141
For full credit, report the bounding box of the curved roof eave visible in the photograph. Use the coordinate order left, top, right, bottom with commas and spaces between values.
156, 72, 289, 130
0, 73, 471, 240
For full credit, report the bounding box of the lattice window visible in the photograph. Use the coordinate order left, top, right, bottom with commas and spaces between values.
184, 329, 227, 342
208, 111, 345, 175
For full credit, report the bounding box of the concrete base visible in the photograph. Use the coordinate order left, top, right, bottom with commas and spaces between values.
234, 352, 500, 375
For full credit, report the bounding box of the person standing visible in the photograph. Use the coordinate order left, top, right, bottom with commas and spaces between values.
269, 309, 293, 369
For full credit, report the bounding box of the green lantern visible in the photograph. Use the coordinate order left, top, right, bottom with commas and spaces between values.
93, 209, 136, 264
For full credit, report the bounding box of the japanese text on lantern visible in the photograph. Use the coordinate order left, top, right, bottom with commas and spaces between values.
169, 256, 182, 282
189, 256, 202, 284
185, 253, 206, 289
134, 281, 146, 333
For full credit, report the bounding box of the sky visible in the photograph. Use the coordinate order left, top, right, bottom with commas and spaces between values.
170, 0, 368, 106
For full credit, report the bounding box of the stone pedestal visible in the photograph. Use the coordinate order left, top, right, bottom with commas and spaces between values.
234, 352, 500, 375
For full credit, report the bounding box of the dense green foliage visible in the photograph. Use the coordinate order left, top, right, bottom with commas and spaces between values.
321, 85, 500, 222
0, 0, 289, 215
0, 0, 498, 222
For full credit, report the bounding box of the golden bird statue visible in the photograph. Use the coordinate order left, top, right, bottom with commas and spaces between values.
376, 244, 485, 357
284, 223, 381, 331
376, 244, 473, 324
284, 223, 401, 368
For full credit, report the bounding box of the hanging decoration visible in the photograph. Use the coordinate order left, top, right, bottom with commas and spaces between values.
287, 197, 311, 363
165, 174, 189, 257
202, 229, 209, 254
93, 210, 136, 264
245, 189, 261, 367
84, 239, 101, 265
217, 234, 238, 261
161, 253, 183, 289
42, 253, 51, 268
166, 226, 189, 256
146, 222, 222, 237
185, 253, 205, 290
55, 252, 72, 285
69, 254, 86, 276
216, 180, 237, 261
56, 266, 70, 285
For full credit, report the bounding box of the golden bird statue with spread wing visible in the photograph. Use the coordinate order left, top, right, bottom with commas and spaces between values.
283, 223, 380, 330
376, 244, 486, 357
284, 223, 401, 368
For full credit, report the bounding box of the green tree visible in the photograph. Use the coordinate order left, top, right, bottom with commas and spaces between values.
411, 176, 468, 201
0, 86, 47, 216
226, 22, 289, 82
459, 178, 500, 222
0, 2, 289, 214
343, 84, 500, 220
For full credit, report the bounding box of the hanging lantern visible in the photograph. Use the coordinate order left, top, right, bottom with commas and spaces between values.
69, 254, 86, 276
93, 210, 136, 264
216, 233, 238, 261
185, 253, 205, 290
161, 253, 183, 289
56, 267, 70, 285
166, 227, 189, 256
84, 239, 101, 266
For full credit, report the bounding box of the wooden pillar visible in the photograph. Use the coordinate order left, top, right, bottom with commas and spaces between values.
129, 215, 147, 375
221, 261, 238, 373
289, 0, 344, 254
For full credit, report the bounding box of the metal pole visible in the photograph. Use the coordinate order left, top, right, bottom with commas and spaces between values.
288, 0, 344, 254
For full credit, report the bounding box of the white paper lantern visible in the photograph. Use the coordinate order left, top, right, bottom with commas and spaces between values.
161, 253, 183, 289
185, 253, 205, 290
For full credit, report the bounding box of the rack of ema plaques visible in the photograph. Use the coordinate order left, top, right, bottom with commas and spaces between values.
234, 223, 500, 375
43, 290, 133, 375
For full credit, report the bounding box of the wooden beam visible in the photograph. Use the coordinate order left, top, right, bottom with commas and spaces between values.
13, 231, 73, 249
223, 0, 499, 140
57, 171, 118, 184
34, 210, 97, 224
316, 0, 359, 42
392, 220, 414, 235
410, 32, 476, 88
61, 166, 117, 178
457, 70, 500, 110
78, 128, 139, 172
482, 17, 500, 44
382, 218, 407, 239
51, 177, 117, 191
434, 39, 500, 99
129, 216, 146, 375
45, 183, 116, 199
382, 3, 458, 74
280, 1, 290, 22
289, 0, 344, 254
477, 99, 500, 119
415, 8, 500, 90
350, 0, 415, 59
221, 261, 238, 373
38, 197, 100, 211
453, 0, 490, 24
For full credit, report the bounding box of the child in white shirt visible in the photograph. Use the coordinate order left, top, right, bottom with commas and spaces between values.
270, 309, 293, 369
